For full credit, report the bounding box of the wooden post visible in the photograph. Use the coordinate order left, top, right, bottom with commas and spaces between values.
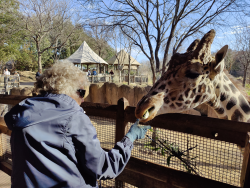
0, 133, 3, 161
91, 76, 93, 83
241, 132, 250, 188
115, 97, 129, 187
115, 97, 129, 143
140, 75, 142, 85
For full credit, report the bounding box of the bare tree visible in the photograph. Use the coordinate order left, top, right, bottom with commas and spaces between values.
224, 48, 237, 73
19, 0, 82, 71
233, 25, 250, 87
79, 0, 246, 83
87, 19, 112, 59
108, 26, 140, 84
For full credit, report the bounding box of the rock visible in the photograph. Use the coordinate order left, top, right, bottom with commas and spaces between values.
105, 82, 119, 105
10, 87, 21, 95
21, 87, 33, 96
118, 85, 135, 106
89, 83, 106, 103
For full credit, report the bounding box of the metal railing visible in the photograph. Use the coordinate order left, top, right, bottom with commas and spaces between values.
0, 75, 20, 94
88, 75, 148, 84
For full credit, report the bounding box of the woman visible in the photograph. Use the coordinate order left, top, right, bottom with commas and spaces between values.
4, 61, 150, 188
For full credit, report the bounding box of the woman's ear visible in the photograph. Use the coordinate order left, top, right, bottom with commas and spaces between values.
214, 45, 228, 73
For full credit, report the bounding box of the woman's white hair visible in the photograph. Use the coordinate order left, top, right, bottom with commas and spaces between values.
35, 61, 89, 97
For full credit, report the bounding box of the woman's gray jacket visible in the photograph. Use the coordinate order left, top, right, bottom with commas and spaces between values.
4, 93, 133, 188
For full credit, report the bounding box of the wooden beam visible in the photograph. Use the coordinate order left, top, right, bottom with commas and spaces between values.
81, 102, 117, 119
125, 107, 250, 146
0, 95, 31, 105
0, 162, 12, 176
117, 157, 238, 188
115, 98, 129, 143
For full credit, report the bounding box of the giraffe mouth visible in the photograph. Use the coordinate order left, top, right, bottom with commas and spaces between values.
140, 106, 155, 121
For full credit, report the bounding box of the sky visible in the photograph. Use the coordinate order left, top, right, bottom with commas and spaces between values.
131, 26, 245, 64
76, 0, 249, 64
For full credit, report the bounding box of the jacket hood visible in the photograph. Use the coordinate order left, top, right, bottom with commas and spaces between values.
4, 93, 81, 130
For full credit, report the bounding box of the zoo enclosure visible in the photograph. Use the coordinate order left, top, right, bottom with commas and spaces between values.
0, 95, 250, 187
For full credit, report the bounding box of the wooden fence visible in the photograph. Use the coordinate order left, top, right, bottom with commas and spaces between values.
0, 95, 250, 187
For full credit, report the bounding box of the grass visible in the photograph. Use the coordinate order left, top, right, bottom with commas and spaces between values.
245, 84, 250, 95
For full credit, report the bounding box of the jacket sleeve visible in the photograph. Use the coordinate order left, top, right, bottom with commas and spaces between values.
68, 111, 133, 181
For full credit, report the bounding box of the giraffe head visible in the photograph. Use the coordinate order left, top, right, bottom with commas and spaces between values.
136, 30, 228, 122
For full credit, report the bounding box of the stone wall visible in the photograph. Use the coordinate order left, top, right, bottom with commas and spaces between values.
8, 83, 151, 107
85, 82, 152, 106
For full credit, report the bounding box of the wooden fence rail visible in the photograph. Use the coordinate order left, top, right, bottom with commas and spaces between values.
0, 95, 250, 187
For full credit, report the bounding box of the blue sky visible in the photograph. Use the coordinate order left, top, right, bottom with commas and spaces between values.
77, 0, 248, 64
132, 26, 243, 64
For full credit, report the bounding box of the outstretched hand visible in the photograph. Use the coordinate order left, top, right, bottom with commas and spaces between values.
125, 119, 151, 142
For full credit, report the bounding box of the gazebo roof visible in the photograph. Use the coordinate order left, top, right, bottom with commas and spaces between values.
107, 50, 141, 66
65, 41, 108, 65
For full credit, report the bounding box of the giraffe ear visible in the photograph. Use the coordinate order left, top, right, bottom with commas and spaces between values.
214, 45, 228, 73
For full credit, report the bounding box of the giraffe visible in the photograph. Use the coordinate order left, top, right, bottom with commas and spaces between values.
135, 29, 250, 124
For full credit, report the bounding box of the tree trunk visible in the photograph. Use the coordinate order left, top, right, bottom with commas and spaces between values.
38, 52, 42, 71
119, 70, 121, 83
128, 57, 131, 85
243, 66, 248, 87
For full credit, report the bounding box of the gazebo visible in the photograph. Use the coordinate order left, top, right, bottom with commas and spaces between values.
66, 41, 108, 73
107, 50, 141, 74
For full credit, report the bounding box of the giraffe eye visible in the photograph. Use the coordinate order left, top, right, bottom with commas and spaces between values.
185, 71, 200, 79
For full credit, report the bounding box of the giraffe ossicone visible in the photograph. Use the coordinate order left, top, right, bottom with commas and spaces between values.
136, 29, 250, 123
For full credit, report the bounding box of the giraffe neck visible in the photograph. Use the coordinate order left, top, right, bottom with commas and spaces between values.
205, 72, 250, 122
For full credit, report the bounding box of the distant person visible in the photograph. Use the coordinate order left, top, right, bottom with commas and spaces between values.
36, 69, 42, 79
4, 68, 10, 75
109, 70, 114, 75
14, 71, 19, 77
88, 69, 91, 76
93, 69, 97, 75
13, 71, 19, 86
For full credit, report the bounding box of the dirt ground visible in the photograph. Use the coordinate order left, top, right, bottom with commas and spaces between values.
18, 71, 36, 82
18, 71, 36, 88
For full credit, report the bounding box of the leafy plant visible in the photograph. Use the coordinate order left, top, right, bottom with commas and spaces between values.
144, 129, 200, 175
